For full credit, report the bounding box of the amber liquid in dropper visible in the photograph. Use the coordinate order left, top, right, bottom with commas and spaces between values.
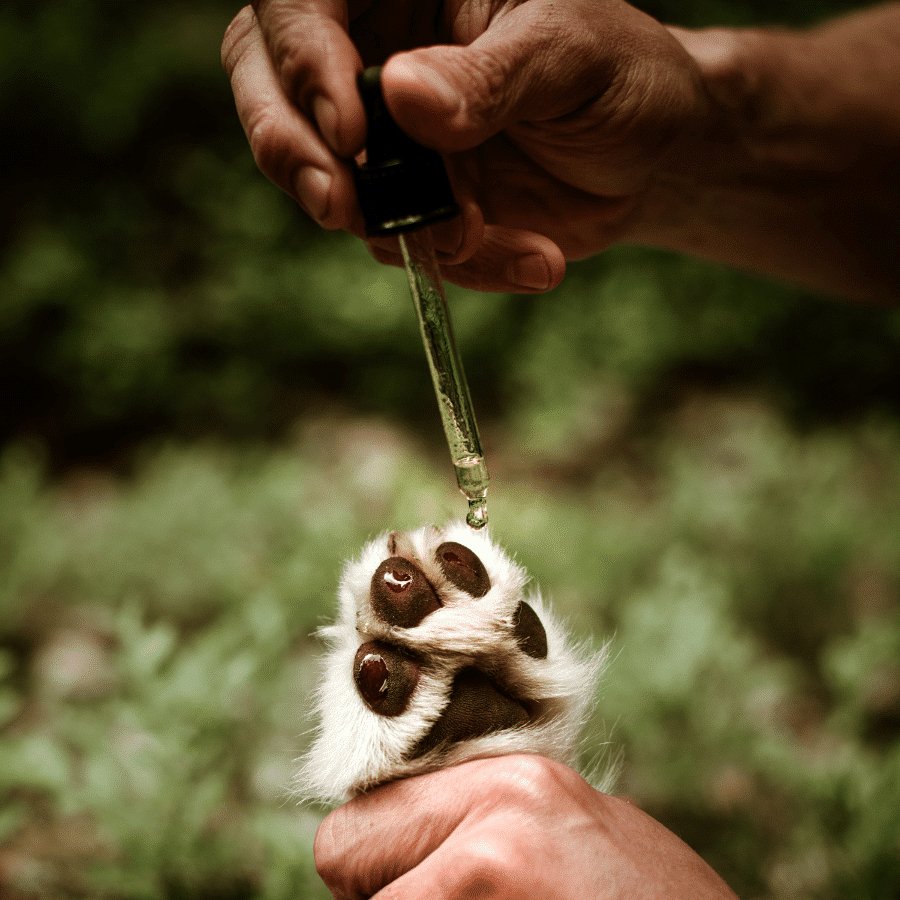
398, 228, 489, 529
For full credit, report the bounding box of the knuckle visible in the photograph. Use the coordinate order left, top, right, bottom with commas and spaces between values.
496, 754, 567, 804
457, 836, 519, 896
221, 6, 256, 76
246, 110, 294, 183
459, 45, 514, 123
273, 36, 318, 106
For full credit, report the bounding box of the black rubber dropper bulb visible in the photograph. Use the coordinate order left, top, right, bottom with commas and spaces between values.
353, 66, 459, 236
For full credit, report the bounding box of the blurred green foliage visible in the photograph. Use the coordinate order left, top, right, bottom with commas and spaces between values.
1, 412, 897, 897
1, 0, 898, 897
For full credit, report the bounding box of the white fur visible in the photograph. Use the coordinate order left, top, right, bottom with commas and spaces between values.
295, 522, 608, 804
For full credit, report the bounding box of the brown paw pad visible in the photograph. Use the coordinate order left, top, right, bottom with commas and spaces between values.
411, 668, 529, 757
436, 542, 491, 597
370, 557, 441, 628
512, 601, 548, 659
353, 641, 420, 717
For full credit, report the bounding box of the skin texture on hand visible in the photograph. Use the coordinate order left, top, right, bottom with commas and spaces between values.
222, 0, 710, 293
661, 5, 900, 303
314, 754, 738, 899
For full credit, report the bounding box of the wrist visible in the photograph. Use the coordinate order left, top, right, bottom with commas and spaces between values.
630, 26, 773, 249
632, 17, 900, 301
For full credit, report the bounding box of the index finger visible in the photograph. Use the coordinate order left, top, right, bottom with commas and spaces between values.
313, 754, 555, 899
252, 0, 365, 156
314, 767, 469, 899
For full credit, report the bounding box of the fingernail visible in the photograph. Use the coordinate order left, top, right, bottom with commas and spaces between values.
401, 60, 460, 115
294, 167, 331, 222
508, 254, 551, 291
312, 95, 340, 152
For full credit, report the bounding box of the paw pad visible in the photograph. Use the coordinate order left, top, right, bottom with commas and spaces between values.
512, 600, 548, 659
298, 522, 607, 803
370, 557, 440, 628
413, 668, 529, 756
435, 541, 491, 597
353, 641, 420, 717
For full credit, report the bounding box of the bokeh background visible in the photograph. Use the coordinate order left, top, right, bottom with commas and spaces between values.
2, 0, 899, 897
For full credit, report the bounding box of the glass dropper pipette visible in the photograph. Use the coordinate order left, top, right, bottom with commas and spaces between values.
398, 228, 489, 529
353, 66, 490, 529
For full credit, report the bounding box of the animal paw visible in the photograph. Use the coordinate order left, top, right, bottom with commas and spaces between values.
297, 523, 606, 803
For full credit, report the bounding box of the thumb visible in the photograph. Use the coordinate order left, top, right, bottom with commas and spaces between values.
381, 2, 612, 152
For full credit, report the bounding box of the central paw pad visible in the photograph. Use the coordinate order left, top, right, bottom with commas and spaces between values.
298, 523, 606, 803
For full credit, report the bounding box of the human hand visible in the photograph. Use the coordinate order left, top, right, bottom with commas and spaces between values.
314, 754, 737, 899
221, 1, 709, 292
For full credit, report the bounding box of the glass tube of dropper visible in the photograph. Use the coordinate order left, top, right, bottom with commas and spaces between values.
398, 228, 489, 529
